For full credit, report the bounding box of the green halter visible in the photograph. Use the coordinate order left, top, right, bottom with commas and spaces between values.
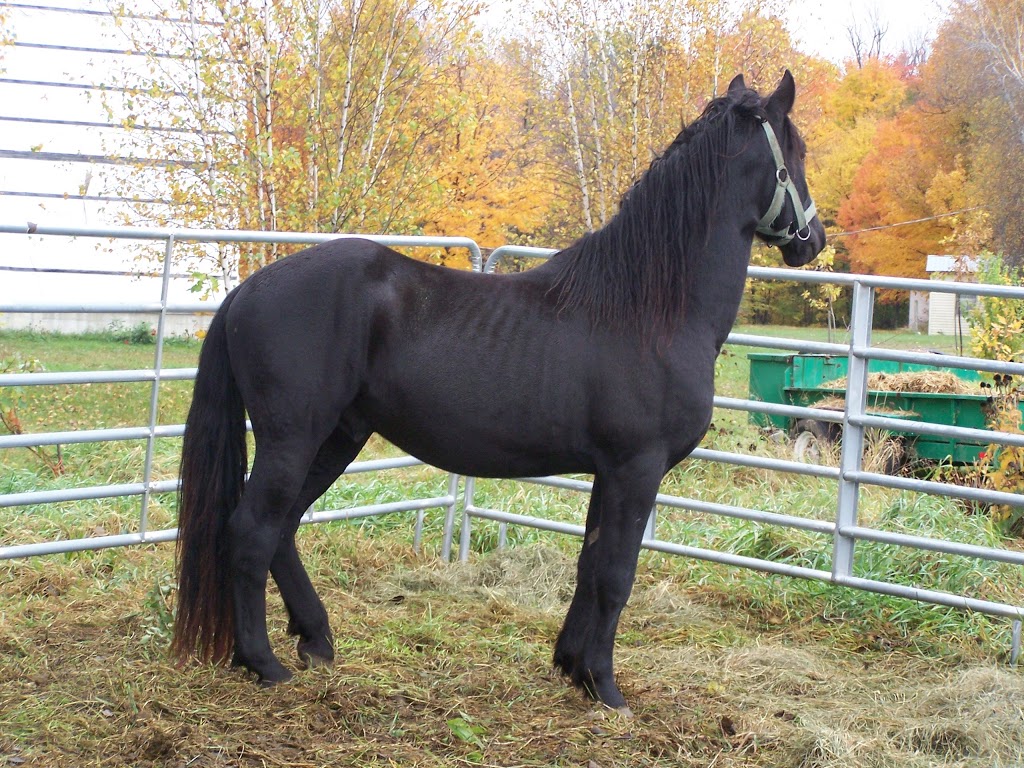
756, 118, 817, 246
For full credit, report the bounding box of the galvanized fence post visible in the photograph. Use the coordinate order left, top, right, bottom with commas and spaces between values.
1012, 620, 1022, 667
436, 473, 461, 559
832, 280, 874, 581
139, 233, 176, 538
643, 506, 657, 544
459, 476, 476, 562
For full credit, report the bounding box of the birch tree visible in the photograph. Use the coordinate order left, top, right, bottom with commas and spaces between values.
531, 0, 810, 240
103, 0, 478, 281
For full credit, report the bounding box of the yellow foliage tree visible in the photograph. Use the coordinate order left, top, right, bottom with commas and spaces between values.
925, 0, 1024, 262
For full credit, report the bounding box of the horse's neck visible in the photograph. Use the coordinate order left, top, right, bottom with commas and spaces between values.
682, 220, 757, 349
677, 135, 767, 345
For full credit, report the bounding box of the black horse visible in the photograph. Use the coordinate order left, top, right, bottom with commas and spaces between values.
172, 71, 825, 712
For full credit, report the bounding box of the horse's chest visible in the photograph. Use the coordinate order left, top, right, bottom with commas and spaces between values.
664, 346, 719, 419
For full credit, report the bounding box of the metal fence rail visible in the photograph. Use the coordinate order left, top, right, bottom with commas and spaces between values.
1, 226, 1022, 663
0, 224, 478, 560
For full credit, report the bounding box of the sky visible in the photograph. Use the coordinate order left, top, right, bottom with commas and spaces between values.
0, 0, 953, 310
785, 0, 951, 63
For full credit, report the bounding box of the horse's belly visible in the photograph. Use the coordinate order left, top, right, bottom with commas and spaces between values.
358, 378, 709, 479
368, 405, 594, 479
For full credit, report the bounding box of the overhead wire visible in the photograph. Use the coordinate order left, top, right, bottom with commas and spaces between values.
828, 207, 985, 239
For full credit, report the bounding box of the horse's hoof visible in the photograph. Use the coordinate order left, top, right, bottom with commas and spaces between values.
232, 652, 294, 687
591, 677, 628, 712
258, 672, 292, 688
297, 638, 334, 669
298, 650, 334, 669
613, 705, 634, 719
257, 663, 294, 687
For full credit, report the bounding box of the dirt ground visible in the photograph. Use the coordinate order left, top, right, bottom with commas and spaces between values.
1, 540, 1022, 767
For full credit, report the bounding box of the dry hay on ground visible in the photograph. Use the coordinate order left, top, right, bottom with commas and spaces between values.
808, 396, 913, 418
1, 541, 1022, 768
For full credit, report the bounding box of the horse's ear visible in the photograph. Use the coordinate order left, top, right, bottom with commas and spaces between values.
767, 69, 796, 115
727, 74, 746, 94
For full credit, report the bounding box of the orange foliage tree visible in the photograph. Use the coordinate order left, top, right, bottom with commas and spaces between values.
806, 59, 907, 237
838, 107, 959, 279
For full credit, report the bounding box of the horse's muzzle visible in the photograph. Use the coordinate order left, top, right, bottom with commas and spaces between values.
781, 216, 826, 267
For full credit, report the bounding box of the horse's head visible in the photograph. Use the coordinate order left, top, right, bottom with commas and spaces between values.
730, 71, 826, 267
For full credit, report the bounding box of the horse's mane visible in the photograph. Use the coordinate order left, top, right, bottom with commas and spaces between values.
549, 86, 766, 339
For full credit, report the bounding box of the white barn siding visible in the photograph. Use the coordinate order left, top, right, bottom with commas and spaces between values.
927, 291, 958, 335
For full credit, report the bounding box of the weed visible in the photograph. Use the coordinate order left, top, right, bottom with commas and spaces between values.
140, 571, 176, 646
0, 352, 66, 475
106, 320, 157, 345
447, 713, 486, 760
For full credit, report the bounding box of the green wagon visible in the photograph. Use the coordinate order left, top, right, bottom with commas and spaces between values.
747, 352, 998, 464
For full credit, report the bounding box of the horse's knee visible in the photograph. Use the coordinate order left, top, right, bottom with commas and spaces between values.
595, 562, 638, 611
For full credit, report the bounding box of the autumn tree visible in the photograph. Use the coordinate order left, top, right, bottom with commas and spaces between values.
418, 42, 556, 262
530, 0, 686, 234
838, 107, 959, 278
528, 0, 815, 242
805, 58, 907, 232
715, 4, 801, 88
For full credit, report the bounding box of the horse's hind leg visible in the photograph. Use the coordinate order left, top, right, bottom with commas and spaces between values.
228, 440, 324, 684
554, 457, 664, 712
269, 428, 368, 669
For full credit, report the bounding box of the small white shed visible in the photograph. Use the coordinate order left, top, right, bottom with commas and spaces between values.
925, 255, 978, 336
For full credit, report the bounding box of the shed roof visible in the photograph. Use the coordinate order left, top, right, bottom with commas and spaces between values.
926, 255, 979, 274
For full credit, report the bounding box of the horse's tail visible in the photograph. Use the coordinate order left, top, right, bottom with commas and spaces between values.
171, 290, 247, 665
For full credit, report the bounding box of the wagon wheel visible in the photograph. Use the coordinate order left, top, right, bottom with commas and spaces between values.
791, 419, 835, 463
792, 419, 904, 473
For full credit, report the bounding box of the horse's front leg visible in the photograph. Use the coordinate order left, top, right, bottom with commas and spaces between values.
554, 457, 664, 712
